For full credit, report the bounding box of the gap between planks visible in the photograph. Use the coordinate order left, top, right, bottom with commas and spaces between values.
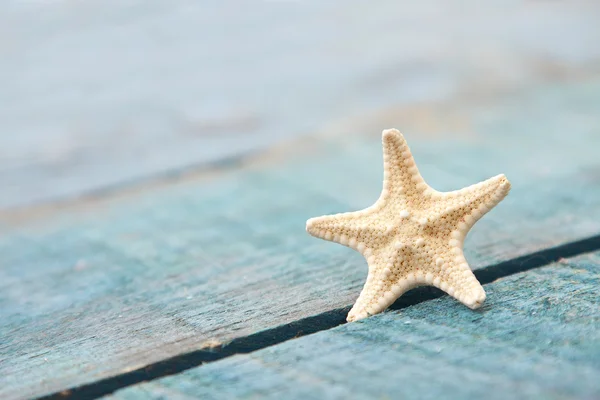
37, 232, 600, 400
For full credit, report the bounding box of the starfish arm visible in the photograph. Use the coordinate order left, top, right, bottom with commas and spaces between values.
347, 246, 420, 322
346, 252, 409, 322
379, 129, 431, 208
306, 210, 388, 253
429, 257, 486, 310
431, 174, 511, 237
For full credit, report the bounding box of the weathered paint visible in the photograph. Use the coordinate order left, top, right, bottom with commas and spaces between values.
108, 251, 600, 400
2, 80, 600, 399
1, 1, 600, 209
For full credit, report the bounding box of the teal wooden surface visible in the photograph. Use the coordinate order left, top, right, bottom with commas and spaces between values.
2, 79, 600, 399
1, 1, 600, 209
108, 251, 600, 400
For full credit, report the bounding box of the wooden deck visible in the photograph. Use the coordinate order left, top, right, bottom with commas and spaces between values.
108, 252, 600, 400
1, 2, 600, 399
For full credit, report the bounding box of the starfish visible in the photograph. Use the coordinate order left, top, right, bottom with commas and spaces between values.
306, 129, 511, 322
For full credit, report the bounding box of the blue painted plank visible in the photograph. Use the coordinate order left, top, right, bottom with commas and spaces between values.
108, 251, 600, 400
1, 1, 599, 209
1, 79, 600, 399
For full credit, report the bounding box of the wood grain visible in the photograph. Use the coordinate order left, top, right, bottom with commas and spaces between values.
108, 251, 600, 400
2, 79, 600, 399
1, 1, 600, 209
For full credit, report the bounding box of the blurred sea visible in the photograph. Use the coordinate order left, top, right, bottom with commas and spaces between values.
1, 1, 599, 208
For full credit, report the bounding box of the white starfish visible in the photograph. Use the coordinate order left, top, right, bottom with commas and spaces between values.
306, 129, 511, 322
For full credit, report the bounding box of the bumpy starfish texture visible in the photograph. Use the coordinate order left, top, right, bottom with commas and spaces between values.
306, 129, 511, 322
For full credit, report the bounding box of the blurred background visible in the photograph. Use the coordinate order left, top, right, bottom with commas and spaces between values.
1, 0, 600, 209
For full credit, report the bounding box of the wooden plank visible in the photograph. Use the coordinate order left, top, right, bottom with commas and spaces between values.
2, 79, 600, 399
107, 251, 600, 400
1, 1, 600, 209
